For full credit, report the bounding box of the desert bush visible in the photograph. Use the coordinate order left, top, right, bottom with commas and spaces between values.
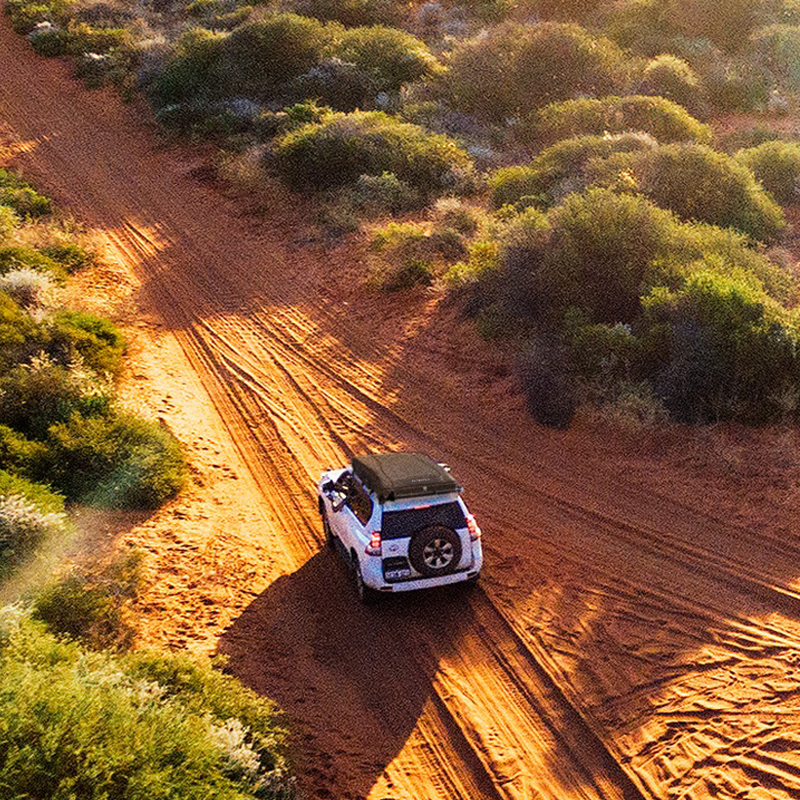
751, 25, 800, 88
586, 143, 786, 242
0, 615, 294, 800
0, 245, 63, 278
274, 110, 471, 193
528, 95, 713, 146
0, 293, 40, 371
0, 468, 63, 512
289, 57, 376, 111
446, 238, 500, 285
432, 198, 481, 235
444, 22, 629, 122
221, 13, 337, 99
43, 412, 187, 508
701, 55, 772, 112
660, 0, 770, 50
147, 27, 228, 107
640, 54, 704, 113
0, 206, 19, 241
736, 140, 800, 203
517, 341, 577, 429
645, 271, 800, 421
293, 0, 400, 26
48, 310, 126, 376
347, 171, 421, 213
39, 239, 96, 272
0, 268, 56, 307
4, 0, 73, 33
333, 26, 437, 92
0, 354, 113, 438
0, 170, 52, 218
489, 131, 658, 208
0, 426, 49, 481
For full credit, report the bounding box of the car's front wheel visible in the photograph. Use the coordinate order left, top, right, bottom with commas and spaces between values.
319, 500, 336, 550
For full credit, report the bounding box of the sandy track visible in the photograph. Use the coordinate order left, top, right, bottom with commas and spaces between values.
3, 17, 800, 800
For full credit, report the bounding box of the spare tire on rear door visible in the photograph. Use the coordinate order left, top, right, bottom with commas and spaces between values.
408, 525, 462, 577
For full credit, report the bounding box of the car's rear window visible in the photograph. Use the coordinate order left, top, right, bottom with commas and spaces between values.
381, 501, 466, 540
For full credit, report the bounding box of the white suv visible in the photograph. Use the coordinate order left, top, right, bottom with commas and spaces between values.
318, 452, 483, 603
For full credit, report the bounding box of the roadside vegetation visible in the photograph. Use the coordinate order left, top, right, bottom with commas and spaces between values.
0, 173, 294, 798
6, 0, 800, 429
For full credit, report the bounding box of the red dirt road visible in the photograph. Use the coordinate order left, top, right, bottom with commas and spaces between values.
4, 20, 800, 800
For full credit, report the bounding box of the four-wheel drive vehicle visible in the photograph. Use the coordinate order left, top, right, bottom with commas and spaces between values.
318, 452, 483, 602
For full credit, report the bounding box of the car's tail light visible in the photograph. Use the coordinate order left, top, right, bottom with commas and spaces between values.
466, 513, 482, 541
365, 530, 382, 556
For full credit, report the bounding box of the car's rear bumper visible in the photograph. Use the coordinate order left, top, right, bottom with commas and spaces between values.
374, 567, 480, 593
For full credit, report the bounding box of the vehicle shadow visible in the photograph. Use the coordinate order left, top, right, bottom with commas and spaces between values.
218, 547, 478, 800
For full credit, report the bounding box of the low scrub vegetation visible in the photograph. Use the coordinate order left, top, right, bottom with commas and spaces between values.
274, 110, 471, 193
444, 22, 630, 122
735, 140, 800, 202
0, 610, 294, 799
528, 95, 714, 146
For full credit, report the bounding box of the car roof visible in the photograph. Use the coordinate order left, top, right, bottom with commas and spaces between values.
352, 452, 461, 502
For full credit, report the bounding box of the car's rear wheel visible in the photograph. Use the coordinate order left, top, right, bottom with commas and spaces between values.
408, 525, 462, 577
353, 555, 379, 605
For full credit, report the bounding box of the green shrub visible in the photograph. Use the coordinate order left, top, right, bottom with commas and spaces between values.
586, 143, 786, 242
0, 169, 52, 218
40, 240, 96, 272
702, 56, 772, 112
293, 0, 400, 26
221, 13, 337, 98
44, 412, 187, 508
432, 198, 481, 235
346, 171, 421, 214
489, 131, 658, 208
0, 355, 113, 439
645, 271, 800, 422
445, 22, 629, 122
0, 468, 63, 511
0, 245, 64, 278
147, 27, 228, 107
0, 615, 294, 800
498, 187, 792, 326
0, 293, 39, 371
529, 95, 713, 146
751, 25, 800, 88
289, 58, 377, 111
518, 342, 577, 429
736, 140, 800, 203
0, 206, 19, 241
4, 0, 73, 33
640, 54, 704, 112
29, 21, 128, 57
333, 25, 437, 92
661, 0, 769, 50
48, 310, 126, 376
0, 428, 49, 483
274, 110, 471, 193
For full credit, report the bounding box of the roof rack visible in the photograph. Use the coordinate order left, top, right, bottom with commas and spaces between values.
352, 452, 461, 502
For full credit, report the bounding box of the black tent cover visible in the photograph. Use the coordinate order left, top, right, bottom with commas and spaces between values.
351, 452, 461, 502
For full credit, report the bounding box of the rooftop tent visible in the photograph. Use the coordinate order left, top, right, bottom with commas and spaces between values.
352, 452, 461, 502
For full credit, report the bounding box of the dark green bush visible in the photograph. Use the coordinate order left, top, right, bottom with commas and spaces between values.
489, 131, 658, 208
529, 95, 713, 146
586, 143, 786, 242
0, 616, 294, 800
0, 293, 39, 371
43, 412, 187, 508
518, 342, 577, 429
498, 186, 791, 326
289, 58, 377, 111
49, 310, 126, 376
0, 356, 113, 439
736, 140, 800, 203
29, 21, 128, 57
346, 171, 421, 213
661, 0, 771, 50
0, 468, 62, 512
40, 241, 97, 272
0, 170, 52, 218
0, 427, 49, 482
293, 0, 400, 26
333, 25, 437, 92
4, 0, 73, 33
274, 110, 471, 192
221, 13, 337, 98
702, 56, 772, 112
640, 54, 704, 113
645, 271, 800, 422
445, 22, 629, 122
